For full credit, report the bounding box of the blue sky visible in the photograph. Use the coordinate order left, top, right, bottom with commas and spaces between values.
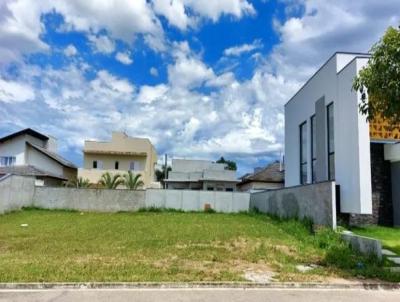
0, 0, 399, 176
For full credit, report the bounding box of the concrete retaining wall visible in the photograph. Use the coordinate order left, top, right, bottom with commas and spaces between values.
0, 174, 35, 214
145, 189, 250, 212
250, 181, 337, 228
33, 187, 146, 212
341, 232, 382, 260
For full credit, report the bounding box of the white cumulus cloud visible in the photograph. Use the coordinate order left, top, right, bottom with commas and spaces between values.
63, 44, 77, 56
115, 52, 133, 65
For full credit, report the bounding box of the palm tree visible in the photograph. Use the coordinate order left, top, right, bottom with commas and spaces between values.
123, 171, 144, 190
98, 172, 124, 189
66, 177, 90, 188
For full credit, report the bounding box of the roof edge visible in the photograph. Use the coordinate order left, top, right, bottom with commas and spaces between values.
284, 51, 371, 108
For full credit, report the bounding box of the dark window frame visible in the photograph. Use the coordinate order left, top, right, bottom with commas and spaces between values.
115, 161, 119, 170
327, 102, 335, 180
299, 121, 308, 185
310, 114, 316, 183
93, 160, 97, 169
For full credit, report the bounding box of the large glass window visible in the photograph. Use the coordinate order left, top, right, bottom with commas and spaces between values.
327, 103, 335, 180
299, 121, 307, 184
0, 156, 16, 166
311, 115, 317, 183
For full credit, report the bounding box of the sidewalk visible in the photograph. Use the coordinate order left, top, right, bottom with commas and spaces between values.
1, 288, 400, 302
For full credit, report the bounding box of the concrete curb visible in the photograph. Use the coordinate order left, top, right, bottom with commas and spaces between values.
0, 282, 399, 290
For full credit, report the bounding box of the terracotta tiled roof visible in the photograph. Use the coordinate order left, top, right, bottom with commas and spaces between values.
240, 162, 284, 184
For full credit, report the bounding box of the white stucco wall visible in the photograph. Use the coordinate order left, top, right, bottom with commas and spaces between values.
336, 58, 372, 213
285, 54, 341, 186
0, 136, 27, 165
284, 53, 372, 214
26, 145, 64, 177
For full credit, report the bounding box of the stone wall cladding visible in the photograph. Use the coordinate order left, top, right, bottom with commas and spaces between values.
349, 143, 393, 226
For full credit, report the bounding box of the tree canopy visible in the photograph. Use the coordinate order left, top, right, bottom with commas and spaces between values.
353, 26, 400, 123
216, 156, 237, 171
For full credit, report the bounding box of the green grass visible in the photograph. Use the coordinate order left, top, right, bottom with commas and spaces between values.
0, 209, 398, 282
351, 226, 400, 255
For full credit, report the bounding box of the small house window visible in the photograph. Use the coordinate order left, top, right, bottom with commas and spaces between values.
129, 161, 135, 171
93, 161, 97, 169
0, 156, 16, 166
207, 186, 214, 191
115, 161, 119, 170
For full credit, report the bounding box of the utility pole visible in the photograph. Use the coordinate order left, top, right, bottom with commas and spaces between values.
164, 154, 168, 189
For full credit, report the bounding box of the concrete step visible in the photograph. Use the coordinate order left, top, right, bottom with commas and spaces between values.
382, 249, 397, 256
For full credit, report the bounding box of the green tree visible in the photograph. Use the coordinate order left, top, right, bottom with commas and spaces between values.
216, 156, 237, 171
353, 26, 400, 123
155, 165, 171, 183
98, 172, 124, 189
65, 177, 90, 188
123, 171, 144, 190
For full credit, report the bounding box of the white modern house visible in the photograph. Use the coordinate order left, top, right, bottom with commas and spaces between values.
0, 128, 77, 186
285, 52, 400, 226
165, 159, 238, 191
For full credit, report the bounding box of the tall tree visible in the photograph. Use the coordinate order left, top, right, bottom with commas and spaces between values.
353, 26, 400, 123
155, 165, 171, 183
216, 156, 237, 171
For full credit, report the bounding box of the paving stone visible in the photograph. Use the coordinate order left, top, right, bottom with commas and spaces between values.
387, 257, 400, 265
243, 271, 276, 283
295, 264, 319, 273
382, 249, 397, 256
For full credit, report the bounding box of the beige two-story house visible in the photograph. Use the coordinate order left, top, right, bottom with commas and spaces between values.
78, 132, 158, 188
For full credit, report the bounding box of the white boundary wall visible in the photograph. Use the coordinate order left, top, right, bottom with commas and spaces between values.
146, 189, 250, 212
0, 175, 250, 214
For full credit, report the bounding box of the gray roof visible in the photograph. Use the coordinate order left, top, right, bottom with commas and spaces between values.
0, 128, 49, 143
239, 162, 284, 184
0, 165, 67, 180
26, 142, 77, 169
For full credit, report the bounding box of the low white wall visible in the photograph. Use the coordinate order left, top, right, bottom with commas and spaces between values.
0, 174, 35, 214
0, 176, 249, 214
250, 181, 337, 228
145, 189, 250, 213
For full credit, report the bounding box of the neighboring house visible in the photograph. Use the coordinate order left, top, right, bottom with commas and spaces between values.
164, 159, 238, 191
0, 128, 77, 186
237, 162, 284, 192
285, 52, 400, 226
78, 132, 158, 188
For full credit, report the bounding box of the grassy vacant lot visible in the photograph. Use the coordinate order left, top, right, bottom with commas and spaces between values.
0, 209, 398, 283
352, 226, 400, 255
